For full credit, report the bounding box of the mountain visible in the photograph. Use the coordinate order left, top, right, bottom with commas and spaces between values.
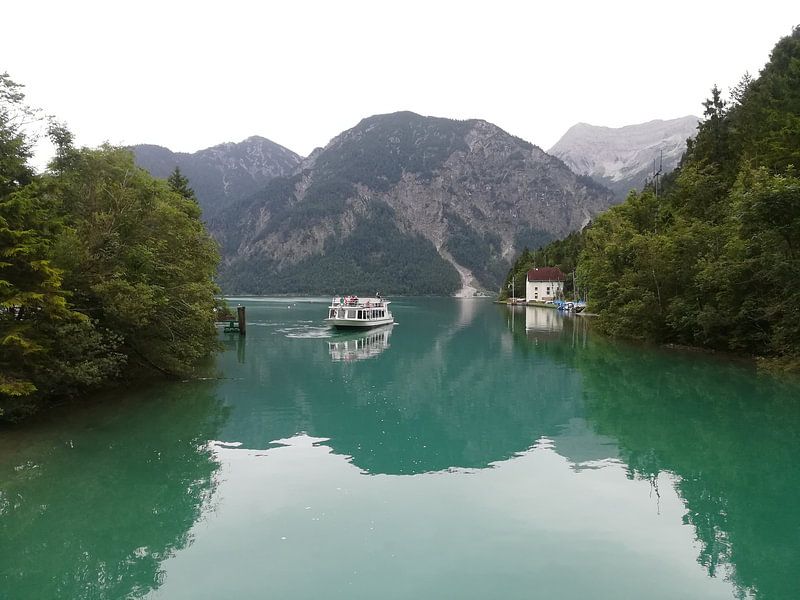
131, 136, 302, 218
210, 112, 616, 296
548, 116, 699, 200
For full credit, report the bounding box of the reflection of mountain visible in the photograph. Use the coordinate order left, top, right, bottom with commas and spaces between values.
213, 298, 800, 598
214, 299, 604, 475
328, 325, 394, 362
505, 308, 800, 598
548, 418, 619, 469
0, 383, 227, 599
209, 298, 800, 599
572, 339, 800, 600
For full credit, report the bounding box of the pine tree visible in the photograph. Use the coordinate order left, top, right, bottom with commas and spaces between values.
167, 166, 197, 202
0, 74, 71, 403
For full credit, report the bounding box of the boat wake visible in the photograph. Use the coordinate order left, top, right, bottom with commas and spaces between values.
278, 325, 333, 339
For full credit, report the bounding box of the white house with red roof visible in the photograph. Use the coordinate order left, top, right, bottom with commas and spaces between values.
526, 267, 566, 302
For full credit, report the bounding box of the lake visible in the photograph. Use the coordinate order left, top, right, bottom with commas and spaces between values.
2, 298, 799, 599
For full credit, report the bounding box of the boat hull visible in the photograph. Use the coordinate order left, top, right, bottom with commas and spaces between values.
325, 317, 394, 329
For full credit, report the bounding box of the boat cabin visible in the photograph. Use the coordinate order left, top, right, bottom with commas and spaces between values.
325, 295, 393, 328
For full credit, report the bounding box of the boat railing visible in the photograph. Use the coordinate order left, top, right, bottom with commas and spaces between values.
331, 296, 387, 308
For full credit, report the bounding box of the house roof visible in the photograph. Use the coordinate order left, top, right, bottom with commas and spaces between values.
527, 267, 566, 282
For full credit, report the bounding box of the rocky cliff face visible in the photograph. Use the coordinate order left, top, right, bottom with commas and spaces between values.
131, 136, 301, 218
210, 112, 616, 295
549, 116, 699, 200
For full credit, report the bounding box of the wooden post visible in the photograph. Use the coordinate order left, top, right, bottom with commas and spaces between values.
237, 305, 246, 336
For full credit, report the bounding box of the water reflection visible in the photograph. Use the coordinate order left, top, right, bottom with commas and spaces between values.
525, 305, 563, 334
571, 341, 800, 600
3, 298, 799, 599
221, 331, 246, 364
0, 383, 227, 599
212, 300, 614, 476
502, 305, 800, 598
327, 325, 393, 361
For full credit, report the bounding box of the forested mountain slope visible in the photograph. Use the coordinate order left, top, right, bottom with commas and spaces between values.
569, 27, 800, 366
210, 112, 616, 295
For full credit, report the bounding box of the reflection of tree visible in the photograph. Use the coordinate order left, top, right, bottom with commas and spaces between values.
0, 383, 227, 599
575, 339, 800, 600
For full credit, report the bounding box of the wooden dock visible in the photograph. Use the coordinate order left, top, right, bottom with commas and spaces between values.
220, 305, 246, 335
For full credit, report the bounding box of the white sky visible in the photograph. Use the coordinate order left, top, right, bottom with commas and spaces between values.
2, 0, 797, 161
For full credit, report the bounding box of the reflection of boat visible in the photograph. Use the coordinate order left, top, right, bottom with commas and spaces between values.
325, 295, 394, 328
328, 325, 394, 361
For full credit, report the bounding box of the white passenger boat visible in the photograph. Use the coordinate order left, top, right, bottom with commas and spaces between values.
325, 295, 394, 328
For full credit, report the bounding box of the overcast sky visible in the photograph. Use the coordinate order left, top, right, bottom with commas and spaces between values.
3, 1, 797, 161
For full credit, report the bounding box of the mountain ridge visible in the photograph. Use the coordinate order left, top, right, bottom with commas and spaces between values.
549, 115, 699, 200
208, 111, 617, 295
131, 136, 302, 218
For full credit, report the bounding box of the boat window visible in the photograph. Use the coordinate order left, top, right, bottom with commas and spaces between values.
329, 309, 335, 318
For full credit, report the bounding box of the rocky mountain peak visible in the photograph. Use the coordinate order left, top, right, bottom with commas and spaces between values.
210, 111, 616, 295
549, 115, 699, 200
132, 136, 302, 218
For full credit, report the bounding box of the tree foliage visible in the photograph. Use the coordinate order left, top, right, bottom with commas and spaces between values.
167, 166, 197, 203
219, 200, 461, 295
572, 27, 800, 365
0, 75, 220, 420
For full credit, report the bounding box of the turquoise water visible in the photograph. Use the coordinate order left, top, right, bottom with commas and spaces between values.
2, 298, 799, 599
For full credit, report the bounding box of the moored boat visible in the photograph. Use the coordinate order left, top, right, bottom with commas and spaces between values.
325, 295, 394, 328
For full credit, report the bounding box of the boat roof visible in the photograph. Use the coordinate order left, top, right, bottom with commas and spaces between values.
329, 295, 389, 306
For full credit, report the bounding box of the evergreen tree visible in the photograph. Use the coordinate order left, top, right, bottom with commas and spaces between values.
167, 166, 197, 202
0, 74, 66, 401
0, 72, 35, 196
571, 26, 800, 366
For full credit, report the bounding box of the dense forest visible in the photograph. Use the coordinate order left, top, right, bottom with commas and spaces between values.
209, 109, 610, 295
499, 229, 584, 300
0, 74, 220, 420
506, 27, 800, 367
219, 199, 461, 295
